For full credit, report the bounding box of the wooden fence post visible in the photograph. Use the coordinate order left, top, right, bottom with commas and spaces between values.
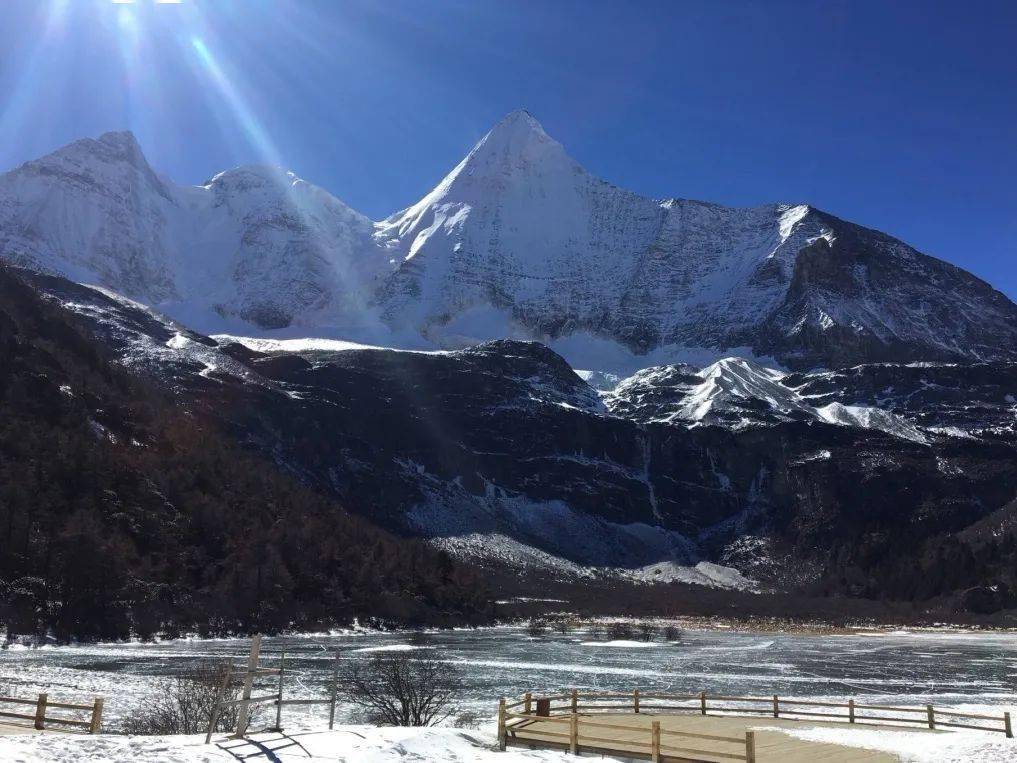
328, 650, 340, 730
926, 704, 935, 730
234, 634, 262, 738
650, 720, 661, 763
772, 695, 779, 718
524, 692, 532, 714
205, 661, 233, 743
700, 691, 707, 715
848, 699, 855, 724
89, 698, 104, 734
1004, 711, 1012, 739
569, 712, 578, 754
634, 688, 640, 713
34, 693, 47, 730
745, 730, 756, 763
571, 688, 578, 713
274, 651, 286, 732
498, 698, 507, 751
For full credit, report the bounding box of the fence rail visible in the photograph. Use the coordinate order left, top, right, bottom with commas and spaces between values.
0, 693, 103, 734
498, 688, 1012, 761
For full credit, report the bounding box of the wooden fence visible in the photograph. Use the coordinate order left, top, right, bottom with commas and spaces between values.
498, 689, 1013, 760
205, 634, 343, 743
0, 693, 103, 734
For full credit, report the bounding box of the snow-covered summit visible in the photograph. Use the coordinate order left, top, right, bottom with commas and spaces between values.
2, 112, 1016, 370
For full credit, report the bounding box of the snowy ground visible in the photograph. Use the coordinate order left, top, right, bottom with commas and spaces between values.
1, 627, 1014, 760
1, 721, 1015, 762
0, 726, 550, 763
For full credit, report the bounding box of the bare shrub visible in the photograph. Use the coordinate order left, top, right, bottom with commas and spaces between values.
336, 653, 463, 726
526, 619, 546, 637
407, 629, 432, 646
637, 623, 656, 642
662, 625, 683, 642
606, 621, 634, 640
451, 709, 484, 729
551, 618, 571, 635
119, 659, 247, 735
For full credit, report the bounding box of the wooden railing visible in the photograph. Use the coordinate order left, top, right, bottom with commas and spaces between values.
497, 689, 1013, 760
205, 635, 344, 743
0, 693, 103, 734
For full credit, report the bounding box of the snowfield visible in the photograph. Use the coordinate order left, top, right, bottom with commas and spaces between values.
0, 727, 551, 763
1, 722, 1015, 762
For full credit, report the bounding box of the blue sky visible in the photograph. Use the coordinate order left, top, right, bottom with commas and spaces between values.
2, 0, 1015, 298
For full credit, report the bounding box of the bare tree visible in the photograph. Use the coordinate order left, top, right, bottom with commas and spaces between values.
526, 619, 547, 637
662, 624, 682, 642
637, 623, 656, 642
119, 659, 247, 735
552, 618, 571, 635
335, 653, 463, 727
606, 621, 635, 640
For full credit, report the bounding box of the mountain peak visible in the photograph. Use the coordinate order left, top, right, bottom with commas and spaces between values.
97, 130, 141, 149
488, 109, 548, 138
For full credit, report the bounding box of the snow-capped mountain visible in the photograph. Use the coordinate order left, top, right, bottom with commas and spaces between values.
0, 131, 386, 333
2, 111, 1015, 371
603, 357, 931, 443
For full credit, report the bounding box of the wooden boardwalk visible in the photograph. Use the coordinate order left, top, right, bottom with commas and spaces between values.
508, 712, 903, 762
498, 690, 1012, 762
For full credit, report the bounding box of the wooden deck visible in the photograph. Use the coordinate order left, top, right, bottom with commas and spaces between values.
508, 712, 909, 762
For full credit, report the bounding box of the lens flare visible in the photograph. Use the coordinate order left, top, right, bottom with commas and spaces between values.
189, 35, 282, 169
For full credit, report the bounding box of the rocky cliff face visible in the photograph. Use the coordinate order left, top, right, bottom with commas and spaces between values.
21, 267, 1017, 603
3, 112, 1015, 370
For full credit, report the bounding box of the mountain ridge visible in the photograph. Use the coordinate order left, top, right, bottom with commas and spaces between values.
1, 112, 1015, 371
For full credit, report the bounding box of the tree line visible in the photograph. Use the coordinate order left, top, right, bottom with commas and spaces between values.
0, 267, 492, 642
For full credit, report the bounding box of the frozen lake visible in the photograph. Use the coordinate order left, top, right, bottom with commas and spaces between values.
2, 626, 1015, 729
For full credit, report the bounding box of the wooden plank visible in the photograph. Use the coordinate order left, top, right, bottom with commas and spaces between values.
45, 701, 93, 711
516, 729, 572, 740
0, 711, 37, 722
934, 709, 1006, 721
34, 694, 46, 731
936, 721, 1003, 732
580, 719, 659, 733
89, 698, 103, 734
580, 732, 651, 747
853, 703, 926, 713
42, 718, 91, 728
498, 698, 506, 751
328, 650, 340, 730
780, 699, 850, 709
658, 742, 746, 760
659, 728, 746, 744
853, 714, 928, 725
274, 651, 286, 731
0, 697, 44, 706
205, 660, 232, 744
233, 634, 261, 738
778, 710, 849, 720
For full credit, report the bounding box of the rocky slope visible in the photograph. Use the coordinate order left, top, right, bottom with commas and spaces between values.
18, 266, 1017, 607
2, 113, 1015, 370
